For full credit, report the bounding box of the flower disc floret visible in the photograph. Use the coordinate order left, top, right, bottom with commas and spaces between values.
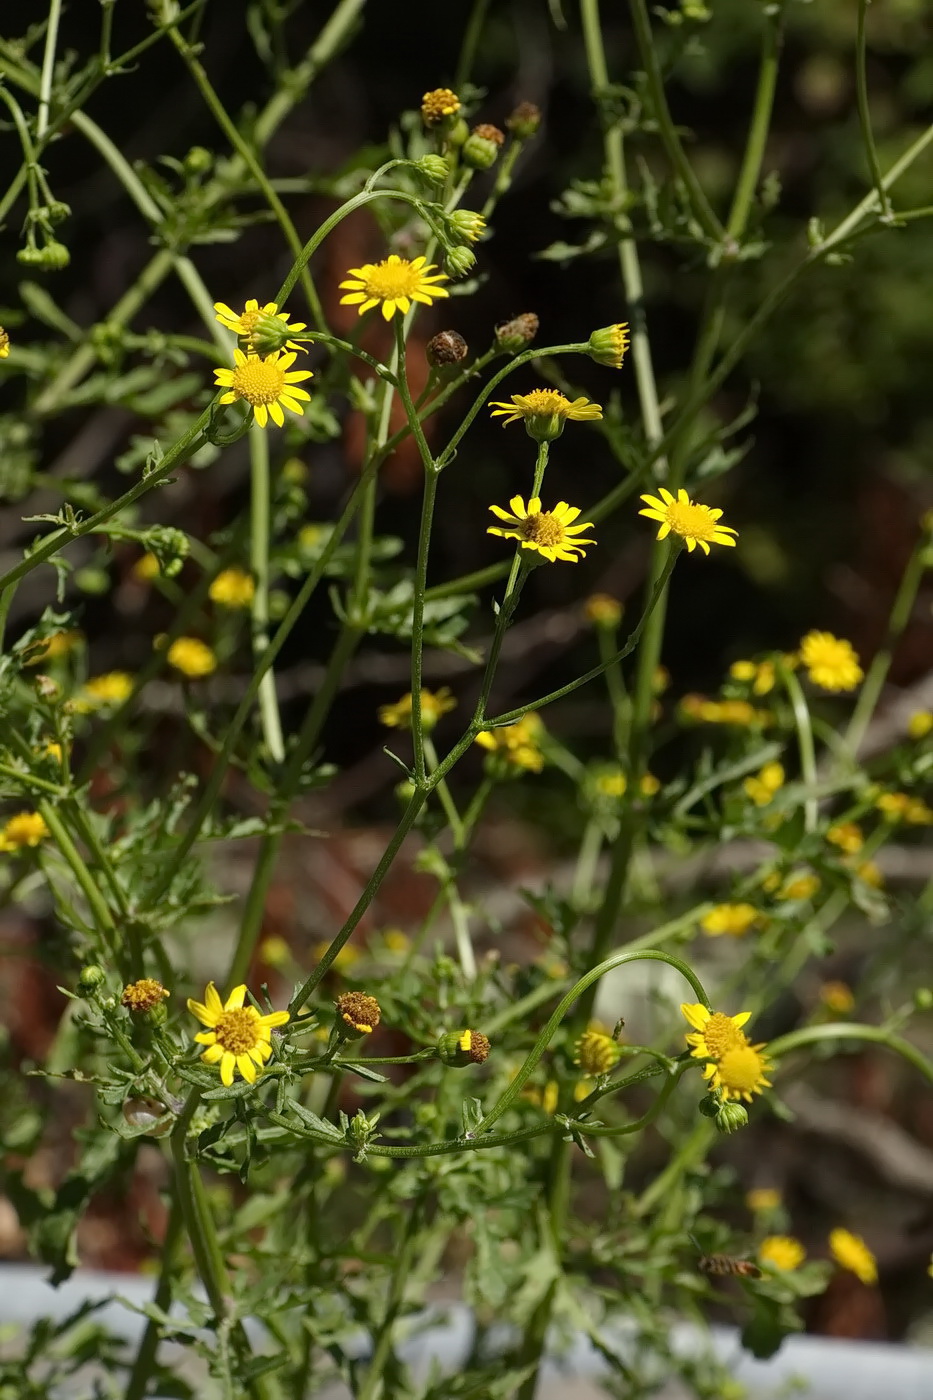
829, 1228, 877, 1285
214, 348, 313, 429
799, 631, 863, 692
339, 254, 449, 321
639, 487, 738, 555
681, 1003, 751, 1059
187, 981, 289, 1087
488, 495, 596, 564
705, 1041, 773, 1102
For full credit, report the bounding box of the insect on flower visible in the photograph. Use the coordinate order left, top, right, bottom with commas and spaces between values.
697, 1252, 762, 1279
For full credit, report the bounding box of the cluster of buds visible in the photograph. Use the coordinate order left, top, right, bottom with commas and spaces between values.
699, 1091, 749, 1135
17, 201, 72, 271
140, 526, 190, 579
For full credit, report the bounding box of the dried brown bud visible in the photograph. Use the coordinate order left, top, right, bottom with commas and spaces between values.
472, 123, 505, 147
506, 102, 542, 139
495, 312, 539, 353
427, 330, 468, 368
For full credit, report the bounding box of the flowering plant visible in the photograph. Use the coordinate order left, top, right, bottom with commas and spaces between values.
2, 4, 933, 1399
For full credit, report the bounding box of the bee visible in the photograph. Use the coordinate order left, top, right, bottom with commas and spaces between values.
697, 1253, 762, 1280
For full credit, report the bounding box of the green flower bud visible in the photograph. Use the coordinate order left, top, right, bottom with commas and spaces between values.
461, 124, 505, 170
75, 566, 111, 596
914, 987, 933, 1010
39, 240, 71, 270
587, 322, 630, 369
445, 245, 476, 279
79, 964, 106, 992
45, 200, 72, 225
436, 1029, 491, 1066
447, 117, 469, 148
698, 1092, 720, 1118
716, 1101, 749, 1135
184, 146, 213, 174
16, 246, 47, 267
506, 102, 542, 139
416, 154, 450, 184
446, 208, 486, 244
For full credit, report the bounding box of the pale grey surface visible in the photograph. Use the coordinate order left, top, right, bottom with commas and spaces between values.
4, 1264, 933, 1398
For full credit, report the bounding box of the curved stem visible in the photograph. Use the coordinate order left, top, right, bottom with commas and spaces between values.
855, 0, 893, 221
770, 1021, 933, 1085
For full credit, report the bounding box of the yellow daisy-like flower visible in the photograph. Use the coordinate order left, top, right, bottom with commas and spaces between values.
421, 87, 460, 125
0, 326, 10, 358
187, 981, 289, 1087
0, 811, 50, 851
574, 1027, 621, 1077
339, 254, 449, 321
829, 1228, 877, 1285
857, 859, 884, 888
214, 349, 313, 429
746, 1187, 781, 1213
489, 389, 603, 442
908, 710, 933, 739
167, 637, 216, 678
799, 631, 863, 692
819, 980, 855, 1015
827, 821, 863, 854
681, 1003, 751, 1060
778, 871, 820, 901
209, 567, 255, 609
77, 672, 133, 708
639, 487, 738, 555
488, 495, 596, 564
475, 714, 546, 772
704, 1040, 773, 1102
121, 979, 170, 1013
378, 687, 456, 731
213, 299, 307, 351
743, 762, 784, 807
594, 768, 628, 799
759, 1236, 806, 1271
700, 903, 760, 938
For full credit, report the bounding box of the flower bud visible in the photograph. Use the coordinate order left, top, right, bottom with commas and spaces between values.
26, 240, 70, 270
447, 117, 469, 148
587, 322, 630, 369
426, 330, 468, 369
914, 987, 933, 1011
446, 209, 486, 244
698, 1092, 721, 1118
16, 245, 47, 267
436, 1028, 491, 1066
421, 87, 461, 128
184, 145, 212, 174
445, 245, 476, 279
494, 312, 539, 353
335, 991, 381, 1039
45, 200, 72, 225
462, 124, 505, 170
34, 674, 60, 700
121, 979, 170, 1013
79, 964, 107, 992
415, 154, 450, 183
716, 1101, 749, 1134
506, 102, 542, 139
584, 594, 622, 627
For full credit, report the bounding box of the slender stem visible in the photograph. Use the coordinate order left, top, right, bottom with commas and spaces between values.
37, 800, 119, 963
249, 424, 285, 762
455, 0, 491, 90
356, 1196, 426, 1400
782, 668, 818, 833
36, 0, 63, 139
514, 1135, 571, 1400
726, 8, 783, 241
855, 0, 893, 221
122, 1199, 184, 1400
769, 1022, 933, 1085
845, 541, 927, 755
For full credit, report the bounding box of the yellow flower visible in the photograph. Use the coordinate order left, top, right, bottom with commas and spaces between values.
336, 990, 381, 1037
731, 658, 777, 695
829, 1228, 877, 1285
746, 1187, 781, 1213
587, 322, 630, 368
383, 928, 411, 955
799, 631, 863, 692
641, 772, 661, 796
487, 495, 596, 564
133, 553, 161, 582
475, 714, 546, 771
25, 629, 82, 665
680, 694, 768, 727
700, 903, 760, 938
856, 859, 884, 888
489, 388, 602, 441
584, 593, 622, 626
908, 710, 933, 739
339, 254, 449, 321
681, 1003, 751, 1060
759, 1236, 806, 1271
594, 767, 627, 799
827, 821, 863, 854
421, 87, 460, 124
743, 762, 784, 806
187, 981, 289, 1087
41, 740, 63, 763
639, 487, 737, 555
259, 935, 292, 968
214, 348, 313, 429
121, 979, 170, 1012
167, 637, 216, 678
730, 660, 756, 683
704, 1040, 773, 1102
0, 811, 50, 851
876, 791, 933, 824
378, 687, 456, 731
779, 871, 820, 901
525, 1080, 559, 1114
209, 568, 255, 609
0, 325, 9, 358
819, 981, 855, 1015
213, 298, 306, 351
574, 1027, 621, 1077
76, 672, 133, 709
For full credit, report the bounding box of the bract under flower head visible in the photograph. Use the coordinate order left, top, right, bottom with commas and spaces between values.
187, 981, 289, 1086
639, 487, 738, 555
339, 254, 449, 321
487, 495, 596, 564
489, 388, 602, 442
214, 348, 313, 428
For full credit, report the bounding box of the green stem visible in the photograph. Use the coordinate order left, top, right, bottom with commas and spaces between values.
514, 1135, 571, 1400
769, 1022, 933, 1084
37, 799, 119, 963
36, 0, 63, 139
782, 668, 818, 833
249, 424, 285, 763
726, 9, 783, 241
855, 0, 893, 221
455, 0, 492, 89
845, 541, 927, 755
122, 1199, 184, 1400
356, 1195, 426, 1400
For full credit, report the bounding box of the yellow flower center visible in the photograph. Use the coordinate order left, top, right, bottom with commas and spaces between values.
522, 511, 564, 546
360, 260, 423, 301
238, 307, 262, 333
231, 357, 287, 406
214, 1006, 260, 1054
518, 389, 568, 417
665, 500, 718, 541
701, 1012, 748, 1058
716, 1044, 765, 1092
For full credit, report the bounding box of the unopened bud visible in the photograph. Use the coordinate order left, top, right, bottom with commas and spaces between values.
184, 146, 212, 174
446, 209, 486, 244
416, 154, 450, 183
506, 102, 542, 139
39, 240, 71, 270
421, 87, 461, 128
698, 1092, 720, 1119
445, 245, 476, 278
716, 1101, 749, 1134
495, 312, 539, 353
436, 1029, 491, 1066
462, 124, 505, 170
587, 322, 630, 369
426, 330, 468, 368
79, 964, 106, 992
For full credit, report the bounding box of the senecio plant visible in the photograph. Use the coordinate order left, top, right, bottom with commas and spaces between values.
3, 2, 933, 1398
